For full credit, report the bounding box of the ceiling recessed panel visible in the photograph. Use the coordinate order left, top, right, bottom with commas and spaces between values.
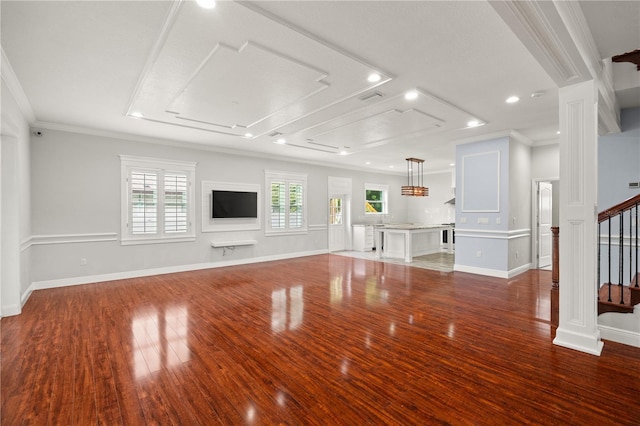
290, 89, 481, 152
127, 1, 391, 138
309, 108, 443, 148
168, 42, 329, 130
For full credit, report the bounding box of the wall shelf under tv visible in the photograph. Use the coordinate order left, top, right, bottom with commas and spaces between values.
211, 240, 257, 248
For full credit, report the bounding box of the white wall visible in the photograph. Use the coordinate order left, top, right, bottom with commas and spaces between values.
1, 78, 32, 316
598, 107, 640, 210
508, 139, 531, 271
531, 144, 560, 228
406, 170, 455, 225
454, 137, 511, 276
454, 136, 532, 277
531, 143, 560, 180
29, 129, 407, 285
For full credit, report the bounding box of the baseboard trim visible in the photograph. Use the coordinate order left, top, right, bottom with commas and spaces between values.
453, 263, 531, 279
508, 263, 533, 278
21, 283, 35, 307
598, 325, 640, 348
1, 283, 35, 318
31, 249, 329, 291
1, 303, 22, 317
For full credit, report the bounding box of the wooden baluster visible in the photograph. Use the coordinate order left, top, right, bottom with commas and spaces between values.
608, 218, 612, 302
636, 203, 640, 287
620, 213, 624, 304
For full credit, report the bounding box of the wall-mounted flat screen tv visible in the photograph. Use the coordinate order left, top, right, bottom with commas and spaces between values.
212, 190, 258, 218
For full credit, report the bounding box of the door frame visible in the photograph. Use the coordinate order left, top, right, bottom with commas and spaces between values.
531, 178, 559, 269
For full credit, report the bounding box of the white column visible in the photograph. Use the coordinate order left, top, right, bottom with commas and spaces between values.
553, 80, 603, 356
0, 136, 22, 316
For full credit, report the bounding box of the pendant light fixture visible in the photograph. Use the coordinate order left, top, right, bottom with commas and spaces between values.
401, 158, 429, 196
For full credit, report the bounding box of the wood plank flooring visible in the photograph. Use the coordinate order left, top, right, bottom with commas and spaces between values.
3, 254, 640, 425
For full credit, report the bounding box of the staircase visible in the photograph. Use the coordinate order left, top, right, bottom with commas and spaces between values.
597, 194, 640, 315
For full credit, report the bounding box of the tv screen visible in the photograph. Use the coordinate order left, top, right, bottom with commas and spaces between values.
212, 190, 258, 218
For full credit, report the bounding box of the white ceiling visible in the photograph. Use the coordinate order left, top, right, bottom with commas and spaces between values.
2, 1, 638, 174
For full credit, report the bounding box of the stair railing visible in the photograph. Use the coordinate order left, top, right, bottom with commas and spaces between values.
597, 194, 640, 305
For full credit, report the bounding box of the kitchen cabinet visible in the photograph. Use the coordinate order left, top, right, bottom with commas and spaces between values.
352, 225, 374, 251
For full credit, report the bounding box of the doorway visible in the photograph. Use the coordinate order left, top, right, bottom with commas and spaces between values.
328, 196, 347, 252
532, 179, 559, 269
328, 177, 352, 253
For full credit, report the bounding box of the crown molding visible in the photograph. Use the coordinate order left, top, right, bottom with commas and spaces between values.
491, 0, 620, 134
1, 48, 36, 123
489, 0, 588, 86
554, 1, 620, 135
30, 119, 404, 177
451, 129, 532, 147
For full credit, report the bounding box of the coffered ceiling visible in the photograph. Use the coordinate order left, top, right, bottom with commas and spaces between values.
2, 1, 638, 173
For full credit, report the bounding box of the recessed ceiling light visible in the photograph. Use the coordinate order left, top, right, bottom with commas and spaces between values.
531, 91, 545, 98
467, 120, 480, 128
557, 131, 561, 135
365, 161, 371, 165
275, 138, 286, 144
131, 112, 144, 118
389, 165, 394, 169
367, 73, 382, 83
244, 133, 253, 138
449, 163, 455, 167
339, 150, 349, 156
196, 0, 216, 9
404, 90, 419, 101
506, 96, 520, 104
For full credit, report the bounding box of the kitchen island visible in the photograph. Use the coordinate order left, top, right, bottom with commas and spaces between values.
375, 224, 453, 263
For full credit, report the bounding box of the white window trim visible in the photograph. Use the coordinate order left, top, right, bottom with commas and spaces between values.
265, 170, 308, 236
364, 183, 389, 215
120, 155, 196, 245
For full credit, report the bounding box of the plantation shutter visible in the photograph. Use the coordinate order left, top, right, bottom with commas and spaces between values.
289, 183, 303, 228
130, 171, 158, 234
164, 173, 188, 233
271, 182, 286, 229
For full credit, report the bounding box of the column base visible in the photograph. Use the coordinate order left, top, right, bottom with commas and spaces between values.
553, 327, 604, 356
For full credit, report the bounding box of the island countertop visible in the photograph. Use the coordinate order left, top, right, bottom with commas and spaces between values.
380, 224, 450, 230
375, 224, 454, 262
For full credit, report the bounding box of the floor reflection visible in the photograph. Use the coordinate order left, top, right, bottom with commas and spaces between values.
271, 286, 304, 332
365, 276, 388, 305
132, 305, 190, 379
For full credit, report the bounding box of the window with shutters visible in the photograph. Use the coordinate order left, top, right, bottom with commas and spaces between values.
265, 170, 307, 235
121, 155, 196, 245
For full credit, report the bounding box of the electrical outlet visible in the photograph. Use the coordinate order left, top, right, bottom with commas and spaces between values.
496, 217, 501, 225
80, 258, 87, 266
515, 251, 519, 259
476, 251, 482, 257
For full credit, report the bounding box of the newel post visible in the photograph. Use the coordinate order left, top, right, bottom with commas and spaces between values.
551, 227, 559, 288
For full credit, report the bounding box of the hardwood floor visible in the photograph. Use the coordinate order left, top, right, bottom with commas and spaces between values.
3, 254, 640, 425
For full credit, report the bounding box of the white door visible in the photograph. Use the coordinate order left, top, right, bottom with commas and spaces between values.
538, 182, 553, 268
328, 196, 346, 252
